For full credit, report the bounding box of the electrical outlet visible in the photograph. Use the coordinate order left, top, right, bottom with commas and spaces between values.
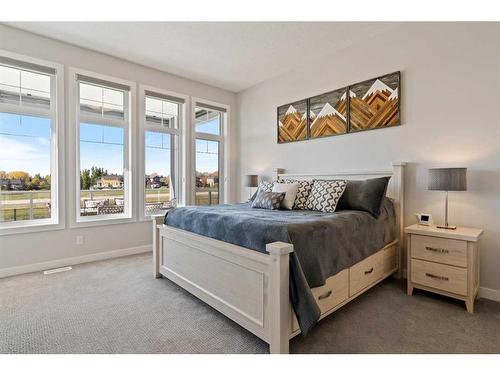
76, 235, 84, 245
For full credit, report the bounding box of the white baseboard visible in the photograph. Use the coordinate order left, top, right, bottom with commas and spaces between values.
0, 245, 152, 279
479, 287, 500, 302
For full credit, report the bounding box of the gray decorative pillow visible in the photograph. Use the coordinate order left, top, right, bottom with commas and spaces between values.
251, 191, 285, 210
249, 180, 275, 202
336, 176, 391, 217
278, 179, 313, 210
306, 179, 347, 213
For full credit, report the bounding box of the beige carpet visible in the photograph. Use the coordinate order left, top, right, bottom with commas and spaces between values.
1, 253, 499, 354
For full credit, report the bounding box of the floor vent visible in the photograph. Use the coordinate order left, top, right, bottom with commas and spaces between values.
43, 266, 73, 275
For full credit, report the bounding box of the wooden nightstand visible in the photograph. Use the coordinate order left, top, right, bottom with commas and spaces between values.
405, 224, 483, 313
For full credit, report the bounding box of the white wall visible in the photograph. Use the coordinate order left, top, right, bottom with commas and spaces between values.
0, 24, 237, 272
236, 23, 500, 292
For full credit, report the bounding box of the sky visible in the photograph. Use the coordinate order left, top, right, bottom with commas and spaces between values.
0, 113, 51, 176
0, 113, 220, 178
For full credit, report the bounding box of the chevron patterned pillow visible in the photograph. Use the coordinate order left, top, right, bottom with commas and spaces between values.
278, 179, 313, 210
251, 191, 286, 210
306, 179, 347, 213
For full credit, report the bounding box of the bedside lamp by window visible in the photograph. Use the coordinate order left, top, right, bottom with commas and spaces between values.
244, 174, 259, 200
428, 168, 467, 230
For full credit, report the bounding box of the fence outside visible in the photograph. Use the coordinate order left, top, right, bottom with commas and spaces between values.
0, 190, 51, 222
1, 187, 220, 222
195, 187, 219, 205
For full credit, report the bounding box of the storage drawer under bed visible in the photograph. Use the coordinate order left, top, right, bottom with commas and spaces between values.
291, 243, 397, 333
349, 244, 397, 297
291, 269, 349, 332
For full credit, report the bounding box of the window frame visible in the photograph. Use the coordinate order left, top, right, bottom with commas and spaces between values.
0, 49, 65, 235
138, 85, 188, 221
191, 97, 230, 206
68, 67, 136, 228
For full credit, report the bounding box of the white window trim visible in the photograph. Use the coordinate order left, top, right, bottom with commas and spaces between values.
0, 49, 65, 236
138, 85, 188, 221
190, 97, 230, 206
68, 67, 136, 228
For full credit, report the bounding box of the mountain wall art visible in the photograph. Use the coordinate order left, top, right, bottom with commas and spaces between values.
349, 72, 400, 132
277, 71, 400, 143
277, 99, 308, 143
309, 87, 347, 139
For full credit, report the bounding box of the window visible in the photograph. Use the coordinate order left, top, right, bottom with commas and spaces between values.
0, 54, 62, 232
140, 88, 183, 218
194, 103, 226, 206
74, 73, 132, 223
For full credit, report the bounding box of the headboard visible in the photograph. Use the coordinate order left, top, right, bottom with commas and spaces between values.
275, 162, 406, 278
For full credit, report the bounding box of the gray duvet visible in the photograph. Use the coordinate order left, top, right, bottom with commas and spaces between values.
164, 198, 396, 334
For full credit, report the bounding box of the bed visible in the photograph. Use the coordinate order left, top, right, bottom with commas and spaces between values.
152, 163, 405, 353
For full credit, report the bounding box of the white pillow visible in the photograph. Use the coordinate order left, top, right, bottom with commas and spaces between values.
272, 182, 299, 210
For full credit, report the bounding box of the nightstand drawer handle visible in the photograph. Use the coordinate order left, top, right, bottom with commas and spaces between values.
425, 272, 449, 281
425, 246, 449, 254
318, 290, 332, 300
364, 267, 374, 275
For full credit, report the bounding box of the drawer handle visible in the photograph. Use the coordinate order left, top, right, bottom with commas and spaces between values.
425, 272, 449, 281
364, 267, 374, 275
318, 290, 332, 300
425, 246, 449, 254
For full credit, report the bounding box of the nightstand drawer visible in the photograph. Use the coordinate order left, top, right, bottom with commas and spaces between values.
411, 259, 467, 296
411, 234, 467, 267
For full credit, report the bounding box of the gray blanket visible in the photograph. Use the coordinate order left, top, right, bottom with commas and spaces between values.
164, 198, 395, 334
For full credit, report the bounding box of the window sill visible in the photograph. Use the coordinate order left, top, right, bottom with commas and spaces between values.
71, 215, 137, 229
0, 220, 65, 236
139, 210, 171, 223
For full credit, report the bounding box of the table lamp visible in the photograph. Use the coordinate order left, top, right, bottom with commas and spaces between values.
428, 168, 467, 230
244, 174, 259, 200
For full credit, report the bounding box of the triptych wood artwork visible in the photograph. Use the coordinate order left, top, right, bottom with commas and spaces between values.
277, 71, 401, 143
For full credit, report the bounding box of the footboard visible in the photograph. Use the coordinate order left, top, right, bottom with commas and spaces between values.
153, 219, 293, 354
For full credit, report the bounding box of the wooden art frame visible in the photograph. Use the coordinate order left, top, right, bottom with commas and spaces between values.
277, 99, 308, 143
277, 71, 401, 143
348, 71, 401, 133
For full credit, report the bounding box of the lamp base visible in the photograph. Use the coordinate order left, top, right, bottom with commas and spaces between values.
436, 224, 457, 230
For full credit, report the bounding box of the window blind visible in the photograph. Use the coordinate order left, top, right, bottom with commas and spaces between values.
76, 74, 130, 92
145, 90, 185, 104
0, 56, 56, 76
196, 102, 227, 113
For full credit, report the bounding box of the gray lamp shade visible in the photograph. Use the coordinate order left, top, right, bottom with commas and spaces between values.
244, 174, 259, 188
428, 168, 467, 191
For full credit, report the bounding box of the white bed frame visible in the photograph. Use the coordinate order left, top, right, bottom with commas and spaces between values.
153, 163, 405, 354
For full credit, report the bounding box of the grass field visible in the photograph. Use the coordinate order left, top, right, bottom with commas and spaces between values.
0, 191, 51, 201
1, 187, 219, 222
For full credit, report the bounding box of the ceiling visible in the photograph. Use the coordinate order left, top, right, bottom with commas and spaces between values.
7, 22, 400, 92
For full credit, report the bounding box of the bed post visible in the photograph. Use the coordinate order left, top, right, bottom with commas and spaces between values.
152, 216, 164, 278
266, 241, 293, 354
392, 162, 406, 279
274, 168, 285, 181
